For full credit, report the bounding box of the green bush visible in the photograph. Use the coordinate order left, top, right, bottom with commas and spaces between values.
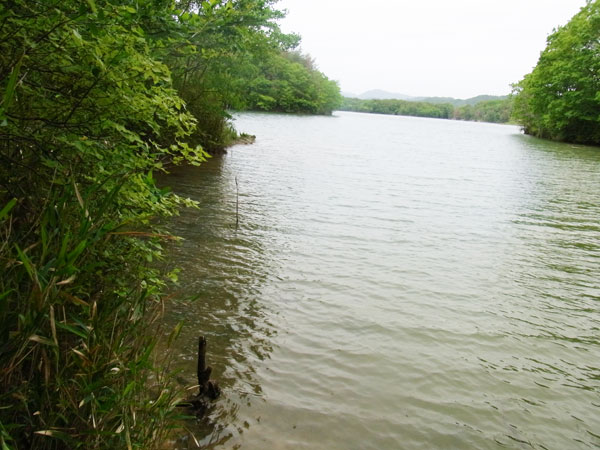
0, 1, 203, 447
0, 0, 338, 446
512, 0, 600, 144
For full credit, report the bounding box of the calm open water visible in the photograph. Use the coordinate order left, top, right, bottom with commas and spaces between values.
162, 111, 600, 449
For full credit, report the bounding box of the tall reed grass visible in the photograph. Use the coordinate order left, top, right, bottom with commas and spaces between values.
0, 181, 188, 449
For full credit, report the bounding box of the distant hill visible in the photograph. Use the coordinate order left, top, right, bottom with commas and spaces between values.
350, 89, 507, 106
356, 89, 417, 101
339, 94, 513, 124
415, 94, 508, 106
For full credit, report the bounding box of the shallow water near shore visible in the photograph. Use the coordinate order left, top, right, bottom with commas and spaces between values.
161, 111, 600, 449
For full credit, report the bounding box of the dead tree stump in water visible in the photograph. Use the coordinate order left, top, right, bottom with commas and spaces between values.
178, 336, 221, 414
197, 336, 220, 400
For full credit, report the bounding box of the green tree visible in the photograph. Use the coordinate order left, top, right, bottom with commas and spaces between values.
512, 0, 600, 144
454, 99, 513, 123
243, 50, 342, 115
0, 0, 343, 446
167, 0, 301, 151
0, 1, 204, 447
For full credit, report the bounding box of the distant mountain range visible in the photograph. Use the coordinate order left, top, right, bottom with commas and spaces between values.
342, 89, 508, 106
341, 89, 415, 101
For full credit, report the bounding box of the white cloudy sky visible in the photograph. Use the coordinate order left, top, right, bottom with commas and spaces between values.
276, 0, 587, 98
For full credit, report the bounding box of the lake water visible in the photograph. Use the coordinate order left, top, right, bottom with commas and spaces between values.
162, 111, 600, 449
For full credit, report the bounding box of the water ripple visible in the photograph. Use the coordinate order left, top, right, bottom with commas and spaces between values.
162, 112, 600, 449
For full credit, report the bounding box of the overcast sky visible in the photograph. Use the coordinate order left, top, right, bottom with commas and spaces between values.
276, 0, 587, 99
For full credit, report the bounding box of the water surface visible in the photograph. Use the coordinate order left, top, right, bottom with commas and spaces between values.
162, 111, 600, 449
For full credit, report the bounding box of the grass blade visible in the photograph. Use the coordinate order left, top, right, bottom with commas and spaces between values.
0, 199, 17, 221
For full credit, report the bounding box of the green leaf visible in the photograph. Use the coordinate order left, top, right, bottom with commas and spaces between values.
123, 381, 136, 396
66, 239, 87, 264
15, 245, 35, 281
72, 29, 83, 46
167, 321, 183, 347
56, 322, 88, 339
85, 0, 97, 13
0, 198, 17, 221
58, 234, 71, 264
0, 57, 23, 119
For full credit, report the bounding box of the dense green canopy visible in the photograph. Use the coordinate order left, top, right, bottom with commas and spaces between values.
0, 0, 340, 448
243, 51, 342, 114
512, 0, 600, 144
339, 97, 512, 124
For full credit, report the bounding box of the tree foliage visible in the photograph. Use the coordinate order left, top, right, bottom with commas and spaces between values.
0, 0, 334, 448
512, 0, 600, 144
165, 0, 341, 150
0, 1, 206, 448
167, 0, 296, 151
243, 50, 342, 114
454, 99, 513, 123
340, 97, 512, 124
340, 97, 454, 119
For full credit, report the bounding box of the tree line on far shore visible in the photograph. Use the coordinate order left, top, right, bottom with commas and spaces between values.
0, 0, 597, 448
341, 0, 600, 145
339, 97, 513, 124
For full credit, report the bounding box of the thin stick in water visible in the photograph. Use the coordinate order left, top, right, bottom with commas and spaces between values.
235, 176, 239, 230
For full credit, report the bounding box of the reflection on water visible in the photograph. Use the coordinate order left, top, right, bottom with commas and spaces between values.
161, 112, 600, 449
483, 134, 600, 448
159, 158, 279, 447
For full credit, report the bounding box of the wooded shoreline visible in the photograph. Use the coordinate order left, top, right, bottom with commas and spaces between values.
339, 96, 514, 124
0, 1, 340, 448
1, 0, 598, 448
